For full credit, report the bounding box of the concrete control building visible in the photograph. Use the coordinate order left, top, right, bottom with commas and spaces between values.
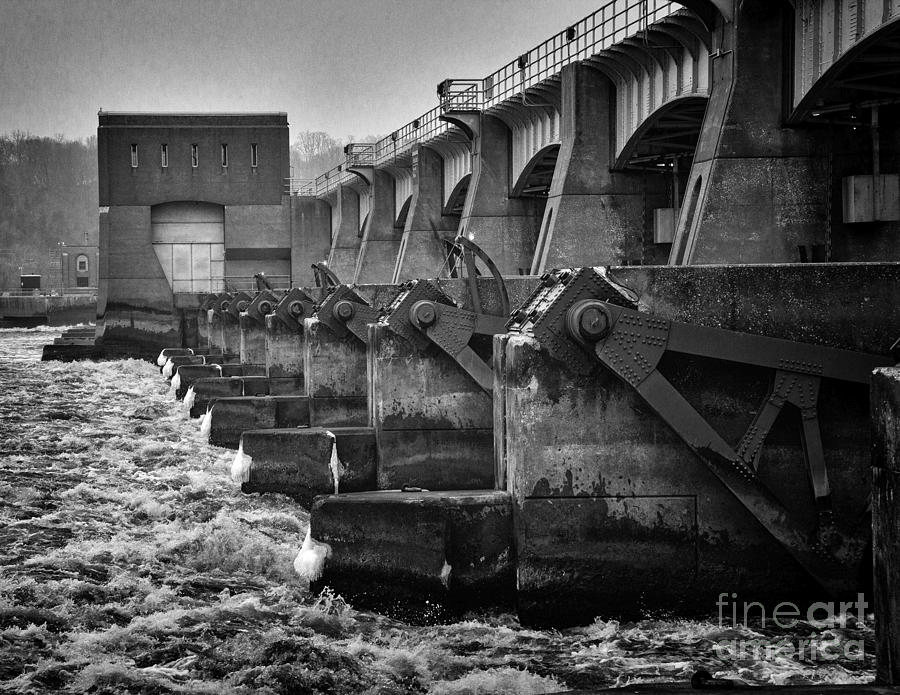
97, 112, 329, 351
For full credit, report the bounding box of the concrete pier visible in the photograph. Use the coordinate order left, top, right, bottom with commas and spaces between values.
873, 367, 900, 685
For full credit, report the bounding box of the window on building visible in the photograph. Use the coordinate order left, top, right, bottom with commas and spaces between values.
76, 276, 89, 287
130, 144, 138, 167
191, 144, 199, 167
76, 254, 89, 272
250, 143, 258, 168
221, 144, 228, 167
161, 144, 168, 168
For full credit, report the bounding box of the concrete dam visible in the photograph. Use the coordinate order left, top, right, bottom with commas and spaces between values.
45, 0, 900, 680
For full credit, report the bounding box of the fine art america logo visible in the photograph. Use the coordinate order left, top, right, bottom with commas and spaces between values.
713, 593, 868, 662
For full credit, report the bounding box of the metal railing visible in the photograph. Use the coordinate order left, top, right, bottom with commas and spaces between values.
284, 178, 316, 196
374, 106, 450, 166
344, 142, 375, 168
221, 275, 292, 292
439, 0, 677, 112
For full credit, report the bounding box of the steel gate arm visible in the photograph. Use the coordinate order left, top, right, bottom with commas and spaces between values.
602, 359, 856, 595
665, 322, 890, 383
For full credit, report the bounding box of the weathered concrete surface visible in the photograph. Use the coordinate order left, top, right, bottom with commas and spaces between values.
458, 115, 543, 275
873, 368, 900, 685
311, 490, 513, 621
0, 294, 97, 327
534, 63, 650, 272
208, 396, 310, 449
173, 364, 222, 399
207, 309, 225, 353
221, 314, 242, 358
290, 196, 331, 287
303, 317, 369, 427
238, 313, 267, 367
240, 427, 377, 506
369, 322, 494, 490
355, 169, 403, 284
499, 263, 899, 625
265, 313, 304, 378
376, 429, 494, 490
325, 184, 361, 282
369, 324, 492, 430
187, 376, 244, 418
394, 145, 460, 281
671, 4, 826, 264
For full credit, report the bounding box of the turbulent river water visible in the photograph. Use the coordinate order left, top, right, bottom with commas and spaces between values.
0, 326, 877, 694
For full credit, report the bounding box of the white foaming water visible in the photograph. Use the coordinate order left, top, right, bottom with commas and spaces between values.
230, 440, 253, 483
156, 350, 167, 367
326, 431, 342, 494
183, 385, 196, 411
294, 528, 331, 582
162, 359, 174, 378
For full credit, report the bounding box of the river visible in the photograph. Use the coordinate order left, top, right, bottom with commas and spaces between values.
0, 327, 876, 693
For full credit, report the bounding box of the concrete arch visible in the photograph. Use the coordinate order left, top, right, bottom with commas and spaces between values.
614, 94, 709, 169
790, 12, 900, 123
512, 144, 561, 197
443, 173, 471, 216
395, 195, 412, 229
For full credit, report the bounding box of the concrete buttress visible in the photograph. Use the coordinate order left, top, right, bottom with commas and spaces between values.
393, 145, 460, 282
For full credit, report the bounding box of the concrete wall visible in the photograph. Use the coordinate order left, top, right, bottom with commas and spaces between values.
394, 146, 459, 282
500, 262, 899, 625
289, 196, 331, 288
873, 367, 900, 684
671, 5, 827, 264
459, 115, 543, 275
98, 113, 288, 207
98, 113, 292, 354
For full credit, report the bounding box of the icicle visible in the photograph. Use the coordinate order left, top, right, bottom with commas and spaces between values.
230, 441, 253, 483
183, 386, 196, 411
162, 359, 174, 379
440, 561, 452, 589
199, 409, 212, 437
326, 431, 343, 494
294, 528, 331, 582
156, 350, 168, 367
169, 372, 181, 399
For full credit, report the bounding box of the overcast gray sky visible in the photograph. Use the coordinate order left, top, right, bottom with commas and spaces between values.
0, 0, 602, 143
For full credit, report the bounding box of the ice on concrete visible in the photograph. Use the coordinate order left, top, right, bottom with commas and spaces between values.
294, 528, 331, 582
183, 386, 196, 411
169, 372, 181, 399
326, 431, 343, 495
230, 441, 252, 483
199, 408, 212, 437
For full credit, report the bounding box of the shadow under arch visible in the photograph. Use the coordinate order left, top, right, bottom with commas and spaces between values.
511, 144, 561, 198
614, 95, 709, 170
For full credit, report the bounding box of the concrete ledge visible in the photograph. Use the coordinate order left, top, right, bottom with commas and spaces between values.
311, 489, 513, 622
208, 396, 310, 448
174, 364, 222, 399
240, 426, 377, 505
187, 377, 244, 418
377, 429, 494, 491
308, 396, 368, 428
